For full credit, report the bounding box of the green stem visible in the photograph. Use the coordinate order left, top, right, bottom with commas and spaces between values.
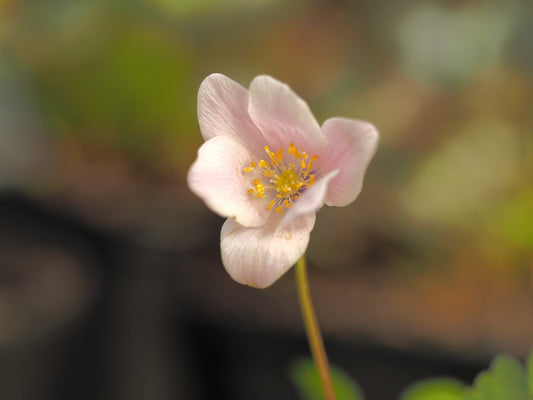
295, 254, 336, 400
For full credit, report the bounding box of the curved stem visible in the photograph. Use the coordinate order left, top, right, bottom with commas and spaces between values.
295, 254, 336, 400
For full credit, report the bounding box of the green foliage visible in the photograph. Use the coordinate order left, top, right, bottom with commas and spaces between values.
288, 358, 365, 400
34, 18, 196, 159
491, 188, 533, 249
291, 350, 533, 400
402, 352, 533, 400
464, 355, 528, 400
400, 378, 466, 400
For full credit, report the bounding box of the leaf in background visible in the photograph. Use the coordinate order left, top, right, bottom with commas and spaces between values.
464, 355, 528, 400
399, 378, 466, 400
288, 358, 365, 400
490, 188, 533, 250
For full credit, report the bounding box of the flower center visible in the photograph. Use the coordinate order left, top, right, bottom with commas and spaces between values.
244, 143, 317, 214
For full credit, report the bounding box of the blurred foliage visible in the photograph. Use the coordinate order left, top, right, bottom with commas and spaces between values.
400, 352, 533, 400
398, 354, 531, 400
291, 351, 533, 399
400, 378, 466, 400
289, 358, 365, 400
396, 2, 520, 86
464, 354, 529, 400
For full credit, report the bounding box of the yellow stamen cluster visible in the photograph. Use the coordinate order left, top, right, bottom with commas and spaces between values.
244, 143, 318, 214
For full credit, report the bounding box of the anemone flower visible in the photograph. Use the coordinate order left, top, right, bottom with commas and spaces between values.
188, 74, 379, 288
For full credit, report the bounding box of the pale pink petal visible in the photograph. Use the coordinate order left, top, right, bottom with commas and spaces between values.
248, 75, 327, 154
320, 118, 379, 207
280, 170, 339, 228
197, 73, 265, 154
221, 214, 316, 288
187, 135, 269, 227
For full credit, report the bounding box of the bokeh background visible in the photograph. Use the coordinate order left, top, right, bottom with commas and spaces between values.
1, 0, 532, 399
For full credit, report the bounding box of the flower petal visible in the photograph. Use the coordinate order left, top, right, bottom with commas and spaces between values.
280, 170, 339, 228
221, 213, 316, 288
248, 75, 327, 153
197, 73, 265, 154
320, 117, 379, 207
187, 135, 269, 227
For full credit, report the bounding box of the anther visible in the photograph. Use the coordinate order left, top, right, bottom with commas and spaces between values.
244, 143, 319, 214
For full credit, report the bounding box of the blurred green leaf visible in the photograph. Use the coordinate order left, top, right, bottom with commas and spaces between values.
34, 22, 195, 159
491, 188, 533, 249
464, 355, 528, 400
289, 358, 365, 400
400, 378, 466, 400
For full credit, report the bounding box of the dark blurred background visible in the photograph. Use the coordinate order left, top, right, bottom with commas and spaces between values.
0, 0, 532, 399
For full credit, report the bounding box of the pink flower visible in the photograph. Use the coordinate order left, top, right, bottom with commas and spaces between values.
188, 74, 379, 288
